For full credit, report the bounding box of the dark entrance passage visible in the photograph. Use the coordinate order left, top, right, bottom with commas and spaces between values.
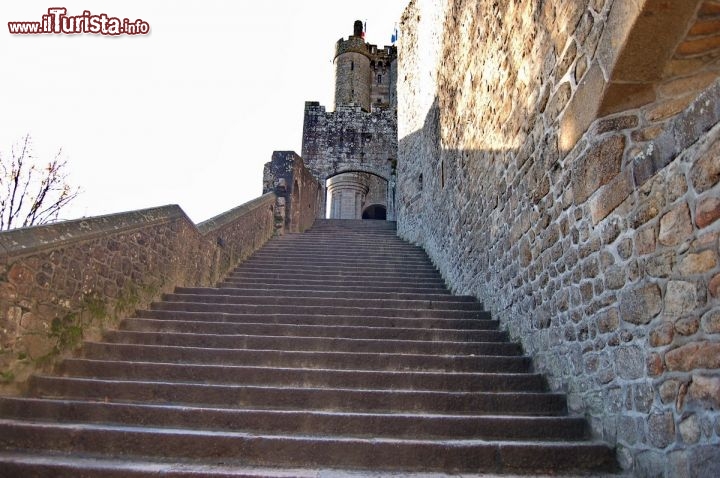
362, 204, 387, 220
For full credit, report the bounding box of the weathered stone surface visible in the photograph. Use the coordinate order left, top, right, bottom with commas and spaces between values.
689, 445, 720, 478
688, 375, 720, 409
659, 202, 693, 247
650, 322, 675, 347
620, 283, 663, 325
635, 226, 657, 256
572, 135, 626, 204
666, 342, 720, 371
678, 250, 717, 275
647, 352, 665, 377
675, 317, 700, 336
691, 139, 720, 193
659, 379, 680, 404
679, 414, 701, 444
616, 346, 645, 380
701, 309, 720, 333
664, 280, 698, 318
648, 412, 675, 448
696, 196, 720, 228
710, 273, 720, 298
589, 170, 633, 224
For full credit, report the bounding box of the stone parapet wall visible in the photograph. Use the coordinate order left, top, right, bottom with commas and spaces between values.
396, 0, 720, 475
0, 194, 276, 391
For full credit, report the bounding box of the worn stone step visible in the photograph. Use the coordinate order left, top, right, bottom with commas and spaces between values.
0, 420, 615, 473
27, 377, 568, 415
120, 318, 502, 342
176, 286, 468, 302
246, 250, 431, 262
235, 262, 439, 275
220, 278, 448, 292
228, 270, 444, 283
81, 342, 533, 373
56, 359, 544, 392
0, 397, 589, 441
136, 309, 496, 331
100, 330, 521, 356
148, 301, 486, 320
160, 293, 484, 312
0, 452, 322, 478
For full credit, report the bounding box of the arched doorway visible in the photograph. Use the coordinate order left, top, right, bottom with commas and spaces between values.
362, 204, 387, 220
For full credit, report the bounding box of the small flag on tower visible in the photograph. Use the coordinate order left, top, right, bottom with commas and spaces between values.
362, 20, 367, 39
391, 24, 398, 44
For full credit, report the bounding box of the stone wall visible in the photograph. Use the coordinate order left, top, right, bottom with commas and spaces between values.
302, 102, 397, 218
396, 0, 720, 475
0, 193, 276, 392
263, 151, 322, 233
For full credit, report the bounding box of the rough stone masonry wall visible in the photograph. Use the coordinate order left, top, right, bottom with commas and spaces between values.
396, 0, 720, 475
0, 194, 276, 392
263, 151, 322, 233
302, 102, 398, 218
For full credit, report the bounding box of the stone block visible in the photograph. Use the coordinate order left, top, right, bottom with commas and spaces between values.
659, 379, 680, 404
678, 250, 717, 275
696, 196, 720, 229
666, 341, 720, 371
658, 202, 693, 247
635, 226, 657, 255
688, 374, 720, 409
620, 283, 663, 325
589, 169, 634, 224
710, 273, 720, 298
690, 136, 720, 193
572, 135, 626, 205
615, 346, 645, 380
650, 322, 675, 347
679, 414, 701, 444
701, 309, 720, 333
675, 317, 700, 336
647, 412, 676, 448
664, 280, 698, 318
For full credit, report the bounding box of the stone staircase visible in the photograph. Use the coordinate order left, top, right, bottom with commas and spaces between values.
0, 219, 617, 476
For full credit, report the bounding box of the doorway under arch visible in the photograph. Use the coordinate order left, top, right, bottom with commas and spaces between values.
362, 204, 387, 220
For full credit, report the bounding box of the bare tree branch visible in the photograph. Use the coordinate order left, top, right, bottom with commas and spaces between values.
0, 134, 81, 230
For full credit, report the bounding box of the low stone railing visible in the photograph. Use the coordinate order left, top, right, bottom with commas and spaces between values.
0, 193, 276, 392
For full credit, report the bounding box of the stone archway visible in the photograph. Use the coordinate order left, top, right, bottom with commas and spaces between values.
561, 0, 716, 151
362, 204, 387, 220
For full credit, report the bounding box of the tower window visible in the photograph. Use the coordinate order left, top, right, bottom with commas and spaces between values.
350, 61, 354, 71
377, 74, 382, 85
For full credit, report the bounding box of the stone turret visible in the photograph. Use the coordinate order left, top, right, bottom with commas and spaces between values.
334, 21, 398, 112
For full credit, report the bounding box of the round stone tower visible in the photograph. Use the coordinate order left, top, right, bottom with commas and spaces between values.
334, 21, 372, 111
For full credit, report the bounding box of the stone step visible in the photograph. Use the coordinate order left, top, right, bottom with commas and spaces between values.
219, 278, 448, 292
248, 250, 432, 265
227, 270, 445, 282
0, 420, 615, 473
27, 377, 568, 415
99, 330, 521, 356
0, 397, 589, 441
120, 318, 504, 342
235, 261, 439, 274
136, 309, 496, 331
56, 359, 544, 392
160, 293, 484, 312
176, 286, 468, 302
148, 301, 486, 320
81, 342, 533, 373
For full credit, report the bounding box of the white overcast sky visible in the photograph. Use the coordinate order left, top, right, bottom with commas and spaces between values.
0, 1, 408, 223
